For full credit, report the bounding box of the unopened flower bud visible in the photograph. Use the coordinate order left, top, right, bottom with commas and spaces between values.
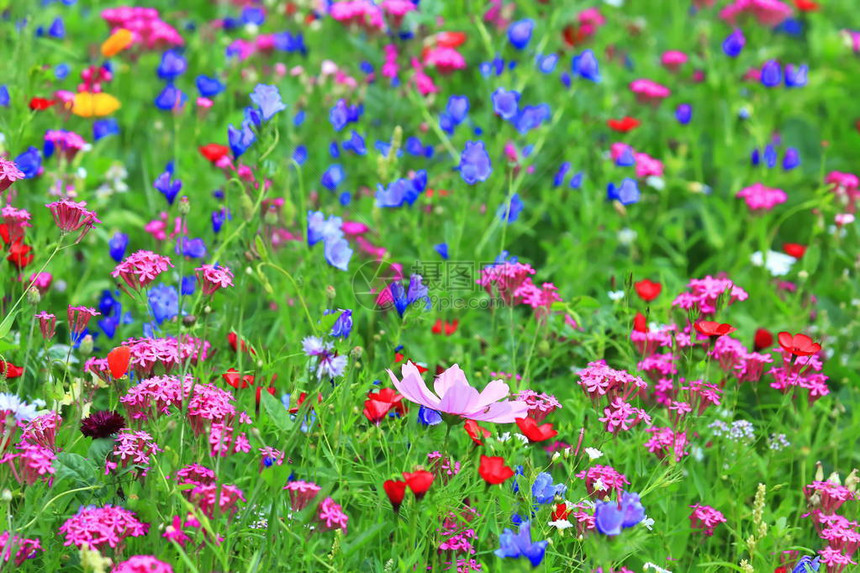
26, 287, 41, 305
845, 469, 859, 492
326, 285, 336, 301
178, 196, 190, 215
350, 346, 364, 360
264, 206, 279, 225
182, 315, 197, 328
79, 334, 94, 356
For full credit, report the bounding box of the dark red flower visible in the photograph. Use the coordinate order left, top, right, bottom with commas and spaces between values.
0, 361, 23, 379
694, 320, 736, 337
478, 455, 515, 485
7, 240, 33, 268
199, 143, 231, 163
783, 243, 807, 259
551, 503, 571, 521
753, 328, 773, 351
29, 97, 56, 111
402, 470, 434, 500
562, 25, 588, 48
464, 419, 491, 445
634, 279, 662, 302
607, 116, 641, 133
777, 332, 821, 357
107, 346, 130, 379
383, 480, 407, 512
222, 368, 255, 389
80, 410, 126, 439
515, 417, 558, 443
633, 312, 649, 333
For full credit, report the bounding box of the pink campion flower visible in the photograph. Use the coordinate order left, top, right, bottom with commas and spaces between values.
44, 130, 87, 161
644, 426, 689, 462
317, 497, 349, 533
2, 443, 55, 485
476, 261, 536, 304
387, 362, 529, 423
515, 281, 563, 319
515, 390, 562, 422
112, 555, 174, 573
631, 324, 676, 355
102, 7, 184, 50
661, 50, 689, 71
0, 531, 42, 566
599, 397, 652, 434
720, 0, 792, 27
195, 264, 234, 295
187, 483, 245, 518
423, 46, 466, 74
638, 353, 678, 381
634, 152, 664, 178
35, 311, 56, 340
284, 480, 322, 511
629, 79, 671, 104
682, 380, 723, 414
818, 547, 856, 570
45, 199, 100, 242
144, 212, 186, 241
412, 69, 439, 96
0, 158, 25, 193
162, 513, 200, 547
575, 360, 649, 403
174, 463, 217, 486
672, 275, 749, 315
112, 250, 174, 292
382, 44, 400, 79
67, 305, 100, 337
104, 429, 161, 478
208, 422, 251, 457
689, 504, 727, 536
59, 505, 148, 550
804, 481, 856, 514
381, 0, 416, 27
825, 171, 859, 211
29, 272, 52, 295
20, 411, 61, 451
1, 205, 31, 242
736, 183, 787, 211
576, 465, 630, 499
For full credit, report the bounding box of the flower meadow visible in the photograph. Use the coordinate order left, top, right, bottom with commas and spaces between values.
0, 0, 860, 571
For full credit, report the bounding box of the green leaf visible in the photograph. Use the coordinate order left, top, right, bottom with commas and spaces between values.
261, 390, 293, 432
53, 452, 99, 487
0, 308, 19, 340
344, 522, 387, 557
87, 438, 116, 465
801, 244, 821, 276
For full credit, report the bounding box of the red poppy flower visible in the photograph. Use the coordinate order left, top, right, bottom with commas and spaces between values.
551, 503, 570, 521
435, 31, 467, 48
693, 320, 736, 337
634, 279, 662, 302
633, 311, 649, 333
393, 354, 428, 373
478, 455, 515, 485
364, 399, 392, 424
0, 224, 10, 245
783, 243, 806, 259
199, 143, 231, 163
107, 346, 131, 379
7, 240, 33, 268
29, 98, 56, 111
607, 116, 641, 133
0, 361, 23, 379
227, 331, 256, 355
774, 567, 787, 573
793, 0, 819, 10
562, 25, 588, 48
402, 470, 434, 500
383, 480, 407, 512
515, 417, 558, 443
777, 332, 821, 357
288, 392, 323, 414
368, 388, 406, 415
431, 319, 459, 336
753, 328, 773, 351
255, 386, 276, 404
222, 368, 255, 389
464, 419, 491, 445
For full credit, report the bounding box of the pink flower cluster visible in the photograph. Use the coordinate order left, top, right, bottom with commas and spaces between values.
826, 171, 859, 212
59, 505, 148, 550
102, 6, 184, 50
195, 264, 234, 295
672, 274, 749, 315
644, 426, 689, 462
709, 335, 773, 384
476, 261, 536, 304
208, 421, 252, 457
284, 480, 322, 511
0, 531, 42, 566
44, 130, 87, 161
576, 465, 630, 499
19, 410, 61, 450
0, 158, 25, 193
1, 205, 31, 242
768, 349, 830, 404
187, 483, 246, 519
719, 0, 792, 27
317, 497, 349, 533
515, 390, 562, 422
121, 336, 210, 378
629, 79, 671, 104
577, 361, 651, 434
689, 504, 727, 536
112, 555, 174, 573
112, 250, 174, 292
330, 1, 386, 32
46, 199, 100, 241
104, 429, 161, 477
736, 182, 787, 211
804, 479, 859, 571
1, 442, 56, 486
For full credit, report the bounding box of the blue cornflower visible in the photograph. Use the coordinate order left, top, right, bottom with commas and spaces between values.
342, 131, 367, 155
761, 61, 782, 88
508, 19, 534, 50
0, 86, 8, 107
330, 100, 349, 131
153, 164, 182, 205
536, 53, 558, 73
148, 284, 179, 324
178, 237, 207, 259
751, 149, 761, 166
228, 120, 256, 157
55, 63, 70, 80
321, 164, 345, 191
181, 276, 196, 296
293, 145, 308, 165
48, 17, 64, 39
494, 521, 548, 568
418, 406, 442, 426
157, 50, 187, 80
211, 208, 230, 233
553, 162, 571, 187
307, 211, 343, 246
14, 147, 41, 179
108, 232, 129, 262
594, 492, 646, 536
330, 309, 353, 338
531, 472, 566, 504
792, 556, 820, 573
783, 148, 800, 171
607, 179, 640, 205
722, 29, 745, 58
196, 75, 225, 97
242, 6, 265, 25
447, 95, 470, 125
294, 110, 306, 127
93, 119, 120, 141
514, 104, 550, 133
388, 275, 431, 317
763, 145, 778, 169
329, 142, 340, 158
434, 243, 449, 260
569, 172, 584, 189
616, 148, 636, 167
675, 103, 692, 125
325, 236, 353, 272
785, 64, 808, 88
154, 85, 187, 111
572, 49, 600, 82
492, 88, 520, 120
459, 141, 492, 185
250, 84, 286, 121
497, 194, 524, 223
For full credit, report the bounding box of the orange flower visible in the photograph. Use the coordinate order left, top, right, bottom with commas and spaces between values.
101, 29, 133, 58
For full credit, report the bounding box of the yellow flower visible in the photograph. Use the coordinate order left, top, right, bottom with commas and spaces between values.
72, 92, 121, 118
101, 28, 133, 58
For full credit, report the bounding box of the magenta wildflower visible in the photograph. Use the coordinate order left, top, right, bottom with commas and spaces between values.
104, 429, 161, 478
174, 463, 217, 487
476, 261, 536, 304
259, 446, 285, 472
576, 465, 630, 499
629, 79, 671, 104
689, 504, 727, 536
59, 505, 148, 550
67, 305, 100, 337
644, 426, 690, 462
317, 497, 349, 533
0, 531, 42, 566
515, 390, 562, 422
187, 483, 245, 518
20, 411, 61, 450
112, 555, 174, 573
45, 200, 100, 242
284, 480, 321, 511
736, 183, 787, 211
195, 264, 234, 295
44, 130, 87, 161
671, 275, 748, 315
2, 442, 55, 485
111, 250, 174, 292
0, 158, 25, 193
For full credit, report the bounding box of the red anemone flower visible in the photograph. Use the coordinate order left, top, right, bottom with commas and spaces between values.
199, 143, 231, 163
435, 31, 467, 48
633, 312, 649, 333
777, 332, 821, 357
223, 368, 255, 389
402, 470, 434, 500
515, 417, 558, 443
694, 320, 736, 337
464, 419, 491, 445
634, 279, 662, 302
478, 455, 515, 485
107, 346, 131, 379
0, 361, 23, 379
607, 116, 641, 133
29, 97, 56, 111
783, 243, 807, 259
383, 480, 407, 512
753, 328, 773, 351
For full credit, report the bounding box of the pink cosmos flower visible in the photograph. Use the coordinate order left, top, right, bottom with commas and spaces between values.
629, 79, 671, 104
387, 362, 528, 423
195, 264, 234, 295
0, 159, 25, 193
720, 0, 792, 27
736, 182, 787, 211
